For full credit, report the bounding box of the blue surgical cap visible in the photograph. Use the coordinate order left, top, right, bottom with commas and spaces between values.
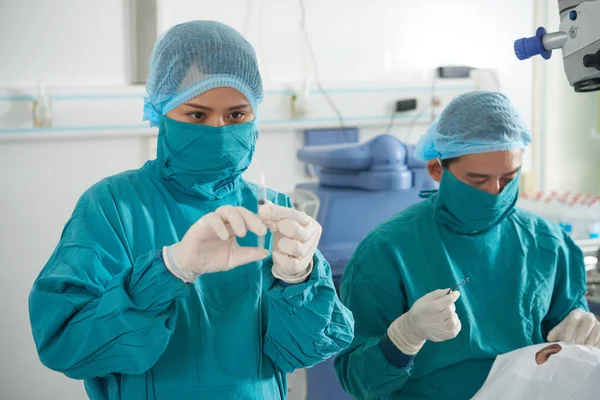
415, 91, 531, 161
143, 21, 263, 127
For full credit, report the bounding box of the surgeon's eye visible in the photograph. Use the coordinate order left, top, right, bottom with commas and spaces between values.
470, 179, 487, 186
188, 112, 205, 121
229, 111, 246, 121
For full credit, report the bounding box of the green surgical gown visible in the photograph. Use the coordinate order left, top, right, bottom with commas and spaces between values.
334, 195, 588, 400
29, 160, 354, 400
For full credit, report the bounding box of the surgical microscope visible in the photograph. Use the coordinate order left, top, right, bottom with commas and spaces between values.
514, 0, 600, 92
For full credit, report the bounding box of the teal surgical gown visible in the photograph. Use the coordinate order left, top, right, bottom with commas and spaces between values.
334, 195, 588, 400
29, 160, 354, 400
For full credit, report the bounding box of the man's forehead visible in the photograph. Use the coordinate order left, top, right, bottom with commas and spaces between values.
452, 150, 523, 176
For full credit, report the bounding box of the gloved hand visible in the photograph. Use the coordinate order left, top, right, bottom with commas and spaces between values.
259, 202, 322, 284
547, 308, 600, 348
388, 289, 462, 355
163, 206, 269, 282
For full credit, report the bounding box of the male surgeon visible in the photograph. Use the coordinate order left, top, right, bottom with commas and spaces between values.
334, 91, 598, 399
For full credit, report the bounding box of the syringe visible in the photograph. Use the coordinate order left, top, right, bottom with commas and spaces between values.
447, 277, 471, 295
257, 168, 267, 249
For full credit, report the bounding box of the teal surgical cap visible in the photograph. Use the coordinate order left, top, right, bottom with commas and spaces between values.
143, 21, 263, 127
415, 91, 531, 161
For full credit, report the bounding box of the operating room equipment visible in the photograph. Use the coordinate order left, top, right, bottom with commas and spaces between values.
447, 277, 471, 295
579, 238, 600, 315
514, 0, 600, 92
518, 192, 600, 240
257, 167, 267, 249
294, 134, 437, 281
292, 134, 437, 400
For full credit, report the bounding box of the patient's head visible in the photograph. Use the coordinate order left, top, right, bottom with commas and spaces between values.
472, 343, 600, 400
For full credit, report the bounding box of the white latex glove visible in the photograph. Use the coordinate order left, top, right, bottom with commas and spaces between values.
388, 289, 462, 355
548, 308, 600, 348
259, 202, 322, 284
163, 206, 269, 282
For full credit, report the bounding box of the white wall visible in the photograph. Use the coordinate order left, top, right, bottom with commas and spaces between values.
0, 138, 143, 400
0, 0, 131, 86
0, 1, 534, 399
158, 0, 533, 121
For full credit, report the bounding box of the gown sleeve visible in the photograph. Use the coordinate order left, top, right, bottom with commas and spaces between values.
542, 231, 589, 336
29, 183, 189, 380
261, 196, 354, 373
334, 231, 417, 400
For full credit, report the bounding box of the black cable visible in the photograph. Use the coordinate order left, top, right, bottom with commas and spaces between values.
405, 105, 432, 143
298, 0, 346, 130
389, 72, 436, 142
386, 111, 396, 134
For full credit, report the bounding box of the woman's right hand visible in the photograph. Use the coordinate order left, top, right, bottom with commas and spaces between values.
165, 206, 269, 281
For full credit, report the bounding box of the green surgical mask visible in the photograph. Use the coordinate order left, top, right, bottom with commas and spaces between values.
157, 116, 257, 200
434, 169, 520, 235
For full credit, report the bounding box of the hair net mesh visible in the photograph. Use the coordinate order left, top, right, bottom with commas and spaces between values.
415, 91, 532, 161
143, 21, 263, 127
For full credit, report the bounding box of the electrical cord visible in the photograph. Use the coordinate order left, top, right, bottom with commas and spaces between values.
298, 0, 345, 130
242, 0, 255, 36
389, 67, 499, 143
257, 0, 273, 86
386, 111, 397, 134
405, 105, 432, 143
387, 72, 437, 141
430, 74, 437, 122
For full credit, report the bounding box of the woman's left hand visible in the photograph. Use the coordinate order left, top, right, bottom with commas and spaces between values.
259, 202, 322, 284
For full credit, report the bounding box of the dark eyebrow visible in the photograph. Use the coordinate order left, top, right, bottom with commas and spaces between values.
227, 104, 252, 111
465, 166, 522, 179
182, 103, 251, 112
465, 172, 491, 179
183, 103, 212, 111
503, 166, 522, 177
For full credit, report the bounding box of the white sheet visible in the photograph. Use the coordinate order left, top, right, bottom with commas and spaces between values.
471, 343, 600, 399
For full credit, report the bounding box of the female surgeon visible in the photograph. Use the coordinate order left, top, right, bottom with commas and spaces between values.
28, 21, 354, 400
334, 92, 597, 399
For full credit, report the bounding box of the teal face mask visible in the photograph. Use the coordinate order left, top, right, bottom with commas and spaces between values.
434, 169, 520, 235
157, 116, 257, 200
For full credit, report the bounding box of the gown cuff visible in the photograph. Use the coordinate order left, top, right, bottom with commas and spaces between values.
379, 332, 416, 369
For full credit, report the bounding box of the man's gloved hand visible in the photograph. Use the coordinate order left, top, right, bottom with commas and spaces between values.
388, 289, 462, 355
548, 309, 600, 348
163, 206, 269, 282
259, 202, 322, 284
